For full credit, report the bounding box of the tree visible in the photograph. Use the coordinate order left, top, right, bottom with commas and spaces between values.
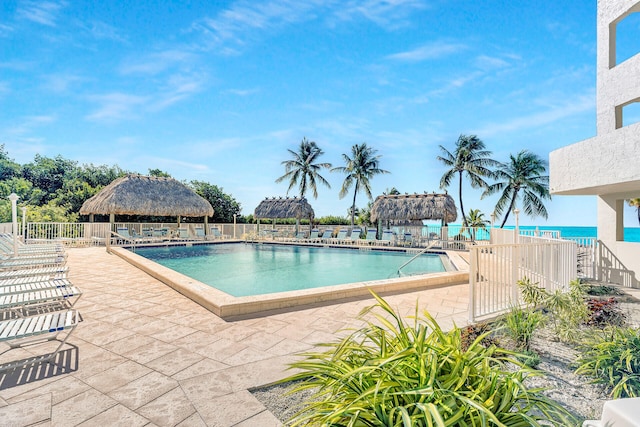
22, 155, 79, 204
629, 198, 640, 225
149, 168, 171, 178
482, 150, 551, 228
333, 143, 390, 227
275, 138, 332, 199
464, 208, 490, 240
190, 180, 241, 223
437, 135, 498, 229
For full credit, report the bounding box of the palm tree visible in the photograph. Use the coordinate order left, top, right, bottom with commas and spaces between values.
333, 143, 390, 227
629, 198, 640, 225
437, 135, 498, 229
275, 138, 332, 199
464, 208, 490, 240
482, 150, 551, 228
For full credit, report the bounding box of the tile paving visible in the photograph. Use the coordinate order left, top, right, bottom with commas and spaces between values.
0, 247, 470, 426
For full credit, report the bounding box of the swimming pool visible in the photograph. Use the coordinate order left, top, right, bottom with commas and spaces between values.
135, 243, 447, 297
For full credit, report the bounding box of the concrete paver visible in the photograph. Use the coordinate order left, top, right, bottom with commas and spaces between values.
0, 247, 470, 426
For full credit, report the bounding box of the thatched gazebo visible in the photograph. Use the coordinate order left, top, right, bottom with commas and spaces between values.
254, 196, 315, 233
80, 175, 214, 228
370, 193, 457, 225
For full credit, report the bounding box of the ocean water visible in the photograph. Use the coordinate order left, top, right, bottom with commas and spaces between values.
438, 224, 640, 242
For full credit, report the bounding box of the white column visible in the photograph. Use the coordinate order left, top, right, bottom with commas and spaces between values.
21, 206, 27, 239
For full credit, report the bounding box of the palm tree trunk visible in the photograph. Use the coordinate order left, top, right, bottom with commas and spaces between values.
351, 183, 358, 227
458, 172, 468, 229
500, 193, 519, 228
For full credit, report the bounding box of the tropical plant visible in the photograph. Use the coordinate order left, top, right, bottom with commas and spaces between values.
333, 143, 389, 227
190, 180, 241, 223
483, 150, 551, 228
518, 278, 588, 343
284, 292, 576, 426
585, 297, 626, 327
501, 306, 545, 351
463, 208, 490, 240
575, 326, 640, 398
437, 134, 498, 229
275, 138, 332, 199
628, 198, 640, 226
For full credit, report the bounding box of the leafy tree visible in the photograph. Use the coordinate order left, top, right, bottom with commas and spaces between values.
356, 201, 373, 226
383, 187, 400, 195
333, 143, 390, 227
53, 178, 101, 215
483, 150, 551, 228
75, 164, 128, 188
22, 155, 79, 203
190, 180, 241, 223
275, 138, 332, 199
629, 198, 640, 225
0, 144, 22, 181
148, 168, 171, 178
437, 135, 498, 229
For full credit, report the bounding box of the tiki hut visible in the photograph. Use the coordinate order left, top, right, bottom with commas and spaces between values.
370, 193, 457, 225
80, 175, 214, 227
254, 196, 315, 233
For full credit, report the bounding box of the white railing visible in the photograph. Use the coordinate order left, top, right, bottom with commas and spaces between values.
25, 223, 112, 245
469, 239, 578, 321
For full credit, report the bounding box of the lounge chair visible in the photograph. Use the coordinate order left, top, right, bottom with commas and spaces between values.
0, 285, 82, 312
349, 228, 362, 244
375, 229, 394, 246
332, 228, 349, 244
1, 254, 67, 271
209, 227, 225, 240
307, 229, 319, 242
176, 227, 189, 240
0, 276, 71, 291
401, 232, 414, 247
194, 226, 206, 240
364, 228, 378, 245
0, 237, 64, 255
319, 229, 333, 244
0, 266, 68, 281
0, 309, 81, 371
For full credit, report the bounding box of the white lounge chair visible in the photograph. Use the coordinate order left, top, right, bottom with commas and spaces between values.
349, 228, 362, 244
0, 266, 68, 281
0, 309, 81, 371
0, 285, 82, 312
319, 229, 333, 244
375, 229, 394, 246
194, 226, 206, 239
365, 228, 377, 245
332, 228, 349, 244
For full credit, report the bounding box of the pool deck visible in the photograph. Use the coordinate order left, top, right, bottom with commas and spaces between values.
0, 247, 471, 426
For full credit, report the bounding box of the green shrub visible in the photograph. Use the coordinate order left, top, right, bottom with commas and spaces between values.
283, 292, 575, 426
518, 278, 588, 343
575, 326, 640, 398
518, 350, 541, 368
585, 284, 624, 296
501, 306, 545, 351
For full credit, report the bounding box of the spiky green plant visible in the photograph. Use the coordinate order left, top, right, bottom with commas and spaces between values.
501, 306, 545, 351
283, 292, 575, 426
575, 326, 640, 398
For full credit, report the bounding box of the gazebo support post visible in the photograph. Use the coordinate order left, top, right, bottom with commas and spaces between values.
204, 216, 209, 237
109, 213, 115, 232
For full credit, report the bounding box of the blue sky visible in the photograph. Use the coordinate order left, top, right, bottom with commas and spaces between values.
1, 0, 638, 226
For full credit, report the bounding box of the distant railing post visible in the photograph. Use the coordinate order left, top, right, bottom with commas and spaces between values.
469, 246, 477, 323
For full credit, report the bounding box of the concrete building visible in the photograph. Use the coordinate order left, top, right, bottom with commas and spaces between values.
549, 0, 640, 285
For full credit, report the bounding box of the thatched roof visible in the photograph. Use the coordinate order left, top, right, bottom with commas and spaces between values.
254, 197, 315, 219
370, 193, 457, 224
79, 175, 214, 217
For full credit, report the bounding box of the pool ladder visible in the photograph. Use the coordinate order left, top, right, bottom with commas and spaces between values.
395, 242, 437, 277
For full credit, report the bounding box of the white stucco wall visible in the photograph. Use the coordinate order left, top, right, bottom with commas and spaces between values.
550, 0, 640, 285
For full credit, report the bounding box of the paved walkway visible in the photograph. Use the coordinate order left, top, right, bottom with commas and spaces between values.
0, 247, 470, 426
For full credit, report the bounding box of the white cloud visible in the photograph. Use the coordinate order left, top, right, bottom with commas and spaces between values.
191, 0, 427, 52
334, 0, 427, 29
472, 93, 595, 138
86, 93, 148, 122
225, 88, 261, 96
6, 115, 56, 135
151, 73, 207, 111
120, 50, 195, 75
0, 23, 14, 37
386, 41, 467, 62
16, 0, 67, 27
84, 21, 128, 43
43, 73, 84, 93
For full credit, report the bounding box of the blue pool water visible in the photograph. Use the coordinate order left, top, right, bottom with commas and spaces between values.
135, 243, 446, 297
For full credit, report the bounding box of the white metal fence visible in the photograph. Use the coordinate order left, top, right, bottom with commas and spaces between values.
468, 239, 578, 322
